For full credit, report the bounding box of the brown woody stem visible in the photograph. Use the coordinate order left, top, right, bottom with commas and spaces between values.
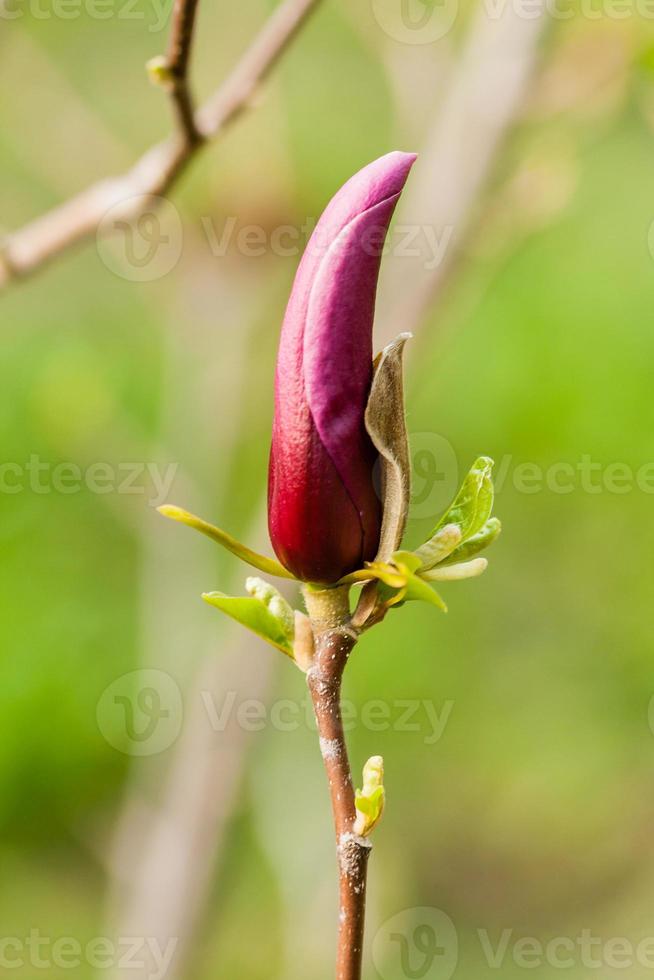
164, 0, 204, 146
304, 586, 372, 980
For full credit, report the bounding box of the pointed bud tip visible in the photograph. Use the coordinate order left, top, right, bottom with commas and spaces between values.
383, 149, 418, 172
380, 331, 413, 359
366, 150, 417, 201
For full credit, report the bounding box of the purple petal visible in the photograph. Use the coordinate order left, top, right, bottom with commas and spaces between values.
268, 151, 417, 582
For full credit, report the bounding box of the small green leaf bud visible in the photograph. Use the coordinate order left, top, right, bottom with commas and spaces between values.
354, 755, 386, 837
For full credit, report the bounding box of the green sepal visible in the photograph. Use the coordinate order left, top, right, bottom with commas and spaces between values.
366, 555, 447, 612
400, 569, 447, 611
202, 592, 295, 659
392, 552, 446, 610
430, 456, 494, 543
159, 505, 294, 580
365, 562, 407, 589
392, 550, 423, 573
440, 517, 502, 566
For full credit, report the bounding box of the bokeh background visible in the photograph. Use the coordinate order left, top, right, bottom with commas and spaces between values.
3, 1, 654, 977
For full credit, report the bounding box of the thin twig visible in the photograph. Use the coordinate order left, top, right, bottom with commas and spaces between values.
308, 635, 370, 980
161, 0, 203, 145
166, 0, 200, 77
304, 587, 370, 980
0, 0, 322, 288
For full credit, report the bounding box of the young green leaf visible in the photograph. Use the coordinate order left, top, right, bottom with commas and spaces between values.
159, 505, 294, 579
440, 517, 501, 566
202, 592, 295, 658
472, 461, 495, 538
245, 577, 295, 636
414, 523, 462, 570
430, 456, 494, 542
422, 557, 488, 581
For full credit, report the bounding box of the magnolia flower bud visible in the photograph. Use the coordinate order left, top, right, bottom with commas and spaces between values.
267, 151, 417, 583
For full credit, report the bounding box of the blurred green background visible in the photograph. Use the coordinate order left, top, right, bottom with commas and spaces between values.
3, 1, 654, 978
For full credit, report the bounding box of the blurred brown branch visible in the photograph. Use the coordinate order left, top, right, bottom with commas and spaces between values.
0, 0, 322, 289
376, 1, 548, 348
159, 0, 203, 145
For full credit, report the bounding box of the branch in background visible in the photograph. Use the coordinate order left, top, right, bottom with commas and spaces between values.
149, 0, 203, 146
376, 0, 548, 348
101, 275, 283, 980
0, 0, 322, 288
